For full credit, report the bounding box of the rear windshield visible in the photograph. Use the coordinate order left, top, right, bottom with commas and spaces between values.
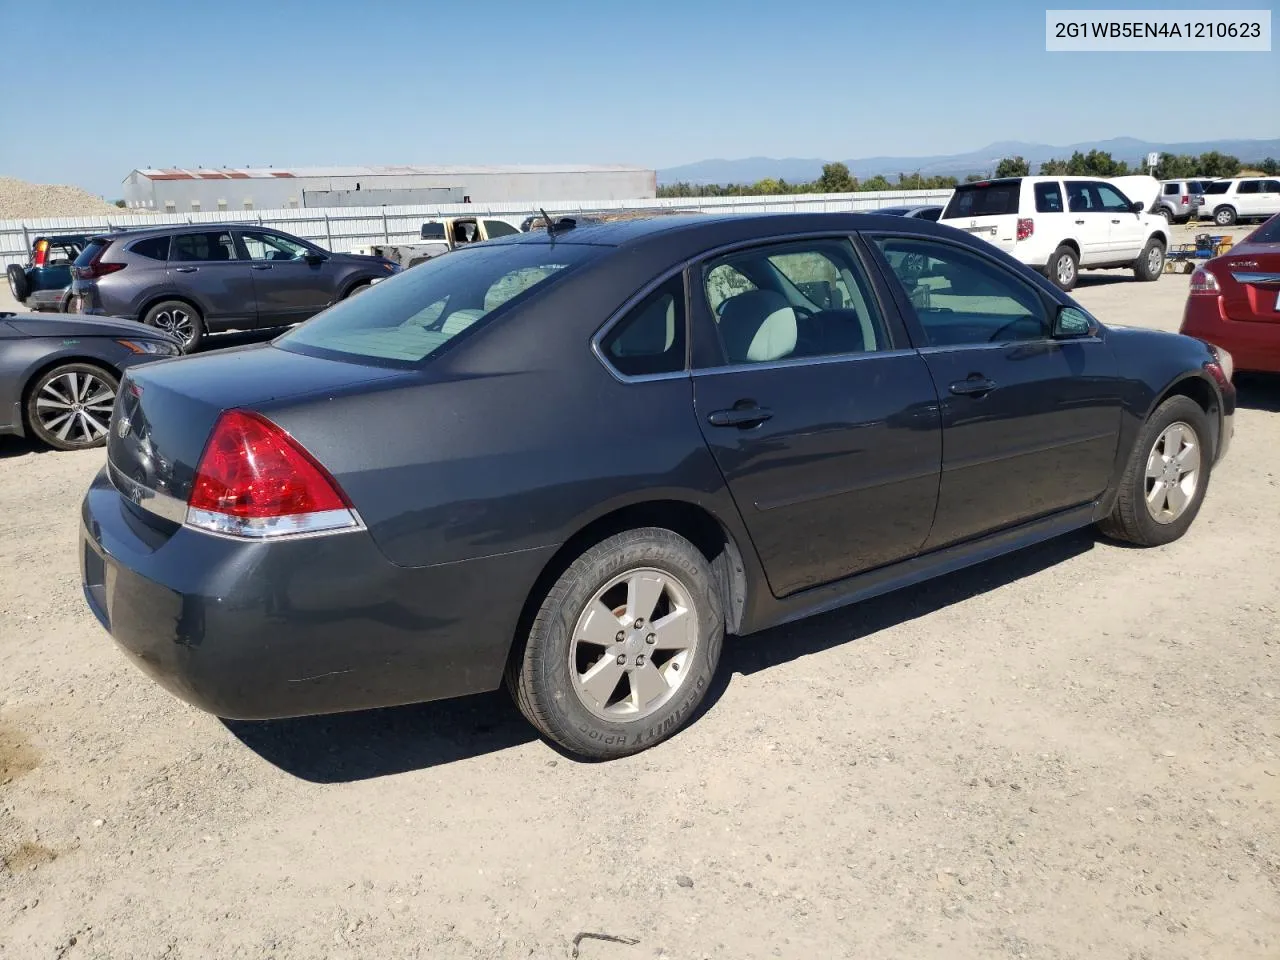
942, 181, 1021, 219
1204, 181, 1231, 195
421, 222, 446, 239
73, 239, 110, 267
276, 242, 600, 366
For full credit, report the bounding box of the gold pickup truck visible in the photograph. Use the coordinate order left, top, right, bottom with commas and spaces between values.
356, 216, 522, 268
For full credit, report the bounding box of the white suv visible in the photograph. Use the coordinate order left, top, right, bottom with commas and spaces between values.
1200, 177, 1280, 226
938, 176, 1171, 291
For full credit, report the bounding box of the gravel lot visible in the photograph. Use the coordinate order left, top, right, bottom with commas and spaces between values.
2, 227, 1278, 960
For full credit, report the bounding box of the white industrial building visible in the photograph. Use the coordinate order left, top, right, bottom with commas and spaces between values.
121, 164, 657, 212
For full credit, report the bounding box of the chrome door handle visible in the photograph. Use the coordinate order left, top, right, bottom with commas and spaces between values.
251, 265, 273, 271
1074, 219, 1085, 225
949, 377, 996, 397
1111, 219, 1121, 224
174, 267, 197, 273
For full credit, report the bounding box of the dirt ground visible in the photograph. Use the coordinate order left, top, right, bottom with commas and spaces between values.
2, 224, 1278, 959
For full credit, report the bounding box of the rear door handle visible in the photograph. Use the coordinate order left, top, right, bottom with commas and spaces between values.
707, 405, 774, 428
174, 266, 197, 273
949, 377, 996, 397
1111, 218, 1121, 224
1074, 219, 1086, 225
250, 264, 273, 271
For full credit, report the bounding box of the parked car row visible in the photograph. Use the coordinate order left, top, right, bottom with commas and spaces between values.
938, 175, 1170, 291
76, 211, 1236, 759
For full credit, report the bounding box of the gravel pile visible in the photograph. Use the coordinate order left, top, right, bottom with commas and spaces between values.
0, 176, 128, 220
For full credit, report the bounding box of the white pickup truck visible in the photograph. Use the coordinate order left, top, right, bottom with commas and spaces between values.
353, 216, 523, 268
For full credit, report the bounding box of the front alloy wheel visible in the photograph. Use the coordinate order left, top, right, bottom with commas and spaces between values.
26, 363, 119, 451
1144, 422, 1201, 524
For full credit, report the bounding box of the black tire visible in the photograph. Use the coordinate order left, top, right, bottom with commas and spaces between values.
506, 528, 724, 759
344, 281, 371, 298
1133, 238, 1165, 281
1098, 395, 1212, 547
7, 264, 29, 302
142, 299, 204, 353
1158, 208, 1175, 224
25, 362, 120, 451
1213, 206, 1236, 227
1046, 245, 1078, 292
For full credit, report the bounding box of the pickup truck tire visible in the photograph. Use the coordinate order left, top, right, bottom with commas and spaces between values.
1046, 246, 1078, 292
1213, 206, 1237, 227
6, 264, 29, 302
1133, 239, 1165, 282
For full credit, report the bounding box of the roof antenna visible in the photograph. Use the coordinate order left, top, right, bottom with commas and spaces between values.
539, 207, 555, 237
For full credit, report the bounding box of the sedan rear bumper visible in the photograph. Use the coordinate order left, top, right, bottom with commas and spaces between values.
1182, 298, 1280, 375
80, 468, 554, 720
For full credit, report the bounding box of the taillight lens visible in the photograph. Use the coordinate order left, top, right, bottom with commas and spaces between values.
186, 410, 360, 539
1016, 218, 1034, 241
1189, 267, 1221, 296
33, 240, 49, 267
1180, 194, 1189, 205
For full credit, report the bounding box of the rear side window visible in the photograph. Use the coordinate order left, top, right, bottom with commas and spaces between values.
129, 236, 170, 261
599, 276, 687, 377
1205, 181, 1231, 195
74, 239, 109, 268
1238, 181, 1260, 195
1263, 181, 1280, 193
1034, 182, 1064, 213
172, 232, 238, 262
1250, 216, 1280, 243
942, 181, 1021, 218
277, 243, 599, 365
1163, 183, 1180, 195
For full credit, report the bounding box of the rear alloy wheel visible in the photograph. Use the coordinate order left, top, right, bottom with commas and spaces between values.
1047, 246, 1078, 292
1133, 239, 1165, 281
143, 300, 204, 353
1213, 206, 1236, 227
26, 363, 119, 451
7, 264, 29, 302
1098, 395, 1211, 547
507, 528, 724, 759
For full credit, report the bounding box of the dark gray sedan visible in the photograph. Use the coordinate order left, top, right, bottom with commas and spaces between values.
80, 213, 1234, 759
0, 311, 181, 450
69, 224, 399, 353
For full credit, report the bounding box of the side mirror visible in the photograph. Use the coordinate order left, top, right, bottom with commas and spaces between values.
304, 252, 327, 265
1053, 305, 1097, 338
1132, 201, 1146, 214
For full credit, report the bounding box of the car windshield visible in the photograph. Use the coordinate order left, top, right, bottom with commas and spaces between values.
276, 242, 600, 366
942, 182, 1021, 218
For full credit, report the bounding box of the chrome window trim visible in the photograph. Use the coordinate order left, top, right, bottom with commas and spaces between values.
690, 347, 920, 379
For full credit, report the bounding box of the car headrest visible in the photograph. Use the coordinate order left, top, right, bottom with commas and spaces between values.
718, 289, 797, 364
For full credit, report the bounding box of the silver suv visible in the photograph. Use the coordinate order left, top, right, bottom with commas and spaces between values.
69, 225, 399, 352
1153, 180, 1210, 223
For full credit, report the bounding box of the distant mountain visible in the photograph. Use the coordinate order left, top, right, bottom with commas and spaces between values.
657, 137, 1280, 185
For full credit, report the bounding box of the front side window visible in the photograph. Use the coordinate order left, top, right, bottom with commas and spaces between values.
700, 239, 887, 366
172, 232, 238, 262
1034, 181, 1064, 213
873, 237, 1049, 347
1094, 183, 1134, 213
241, 231, 311, 261
277, 243, 599, 365
598, 275, 687, 377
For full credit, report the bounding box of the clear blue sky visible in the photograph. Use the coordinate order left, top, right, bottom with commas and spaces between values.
0, 0, 1275, 196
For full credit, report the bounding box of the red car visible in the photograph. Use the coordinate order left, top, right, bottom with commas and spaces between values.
1180, 214, 1280, 374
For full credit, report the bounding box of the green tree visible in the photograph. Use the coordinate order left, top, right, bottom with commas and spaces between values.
1196, 151, 1241, 178
964, 172, 987, 183
994, 156, 1030, 178
1065, 150, 1127, 176
1038, 158, 1068, 175
817, 162, 857, 193
859, 175, 892, 192
1154, 153, 1198, 180
1255, 157, 1280, 175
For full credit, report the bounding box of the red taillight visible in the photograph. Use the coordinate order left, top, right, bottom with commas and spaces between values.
33, 239, 49, 267
72, 243, 125, 280
1016, 218, 1034, 241
1180, 194, 1189, 205
186, 410, 359, 539
1189, 267, 1221, 296
90, 262, 126, 277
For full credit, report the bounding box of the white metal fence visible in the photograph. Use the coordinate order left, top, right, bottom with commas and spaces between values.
0, 189, 954, 266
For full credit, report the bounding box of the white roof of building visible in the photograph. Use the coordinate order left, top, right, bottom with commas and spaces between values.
129, 164, 652, 182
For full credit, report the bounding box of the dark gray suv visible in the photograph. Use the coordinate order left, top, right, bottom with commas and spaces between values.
69, 225, 399, 352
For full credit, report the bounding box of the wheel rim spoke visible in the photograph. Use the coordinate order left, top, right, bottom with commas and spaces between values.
626, 573, 664, 624
579, 656, 626, 707
649, 607, 692, 649
1145, 421, 1200, 524
578, 601, 625, 648
629, 660, 668, 711
1165, 480, 1190, 516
